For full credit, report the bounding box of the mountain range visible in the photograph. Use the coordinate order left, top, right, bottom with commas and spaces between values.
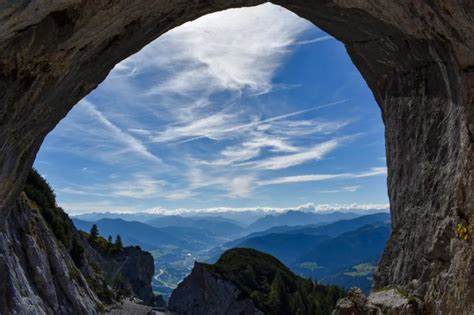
247, 210, 362, 232
207, 213, 390, 293
73, 211, 390, 297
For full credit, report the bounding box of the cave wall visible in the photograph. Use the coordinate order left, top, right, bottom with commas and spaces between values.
0, 1, 473, 313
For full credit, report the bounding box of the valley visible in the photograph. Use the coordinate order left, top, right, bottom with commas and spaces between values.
73, 210, 390, 300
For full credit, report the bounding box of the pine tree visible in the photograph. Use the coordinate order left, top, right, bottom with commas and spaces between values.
107, 235, 113, 252
114, 234, 123, 251
267, 272, 288, 315
70, 237, 84, 267
290, 291, 305, 315
89, 224, 99, 240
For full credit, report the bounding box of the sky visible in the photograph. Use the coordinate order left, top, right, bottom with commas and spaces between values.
34, 3, 389, 215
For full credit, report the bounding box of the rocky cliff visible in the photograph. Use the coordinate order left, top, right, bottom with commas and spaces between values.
0, 1, 473, 314
169, 262, 263, 315
0, 193, 100, 314
0, 170, 159, 314
169, 248, 345, 315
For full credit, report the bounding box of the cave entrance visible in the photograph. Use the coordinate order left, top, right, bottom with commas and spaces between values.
33, 3, 389, 301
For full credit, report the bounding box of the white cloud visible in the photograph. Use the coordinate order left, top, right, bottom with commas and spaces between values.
320, 186, 361, 193
60, 201, 140, 214
246, 139, 340, 170
39, 3, 387, 210
164, 191, 196, 200
151, 112, 243, 143
228, 175, 255, 198
117, 3, 314, 97
140, 202, 390, 216
167, 100, 349, 145
63, 201, 389, 215
110, 176, 166, 198
81, 101, 162, 163
261, 119, 349, 137
258, 167, 387, 185
202, 133, 298, 166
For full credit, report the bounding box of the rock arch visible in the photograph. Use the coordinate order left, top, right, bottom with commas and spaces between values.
0, 1, 472, 313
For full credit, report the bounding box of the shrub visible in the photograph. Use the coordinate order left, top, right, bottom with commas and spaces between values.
24, 169, 77, 256
456, 223, 469, 241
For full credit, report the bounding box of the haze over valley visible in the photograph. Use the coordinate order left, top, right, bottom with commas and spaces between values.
72, 209, 390, 300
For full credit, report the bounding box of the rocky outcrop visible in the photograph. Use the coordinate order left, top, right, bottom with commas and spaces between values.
169, 262, 263, 315
0, 1, 473, 314
0, 170, 161, 314
97, 245, 157, 306
332, 288, 423, 315
75, 231, 158, 307
0, 193, 101, 314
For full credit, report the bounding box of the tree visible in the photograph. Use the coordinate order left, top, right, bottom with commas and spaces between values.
267, 272, 288, 315
114, 234, 123, 251
70, 237, 85, 267
89, 224, 99, 240
107, 235, 113, 252
290, 291, 305, 315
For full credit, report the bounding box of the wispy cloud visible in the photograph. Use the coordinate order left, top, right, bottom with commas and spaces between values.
150, 112, 243, 143
109, 176, 166, 198
320, 186, 361, 193
123, 3, 314, 98
167, 99, 349, 145
80, 101, 162, 164
165, 191, 196, 200
293, 35, 334, 46
258, 167, 387, 185
228, 175, 256, 198
37, 3, 388, 212
246, 139, 340, 170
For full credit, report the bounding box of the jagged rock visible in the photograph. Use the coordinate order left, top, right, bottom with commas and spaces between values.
0, 172, 161, 314
0, 1, 473, 314
79, 235, 158, 306
169, 262, 263, 315
101, 246, 156, 306
333, 288, 422, 315
0, 194, 100, 314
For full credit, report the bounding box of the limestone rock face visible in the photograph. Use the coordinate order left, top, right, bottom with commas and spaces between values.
103, 246, 157, 306
0, 186, 160, 314
168, 262, 263, 315
332, 288, 424, 315
0, 1, 473, 314
0, 194, 100, 314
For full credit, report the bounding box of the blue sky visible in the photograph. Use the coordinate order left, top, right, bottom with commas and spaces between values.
34, 3, 389, 215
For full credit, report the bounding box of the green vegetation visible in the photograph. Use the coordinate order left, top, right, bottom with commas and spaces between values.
24, 169, 117, 304
343, 263, 376, 277
299, 262, 322, 272
89, 224, 99, 240
204, 248, 346, 315
456, 216, 474, 241
24, 169, 85, 267
86, 224, 124, 254
456, 223, 469, 241
115, 235, 123, 251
